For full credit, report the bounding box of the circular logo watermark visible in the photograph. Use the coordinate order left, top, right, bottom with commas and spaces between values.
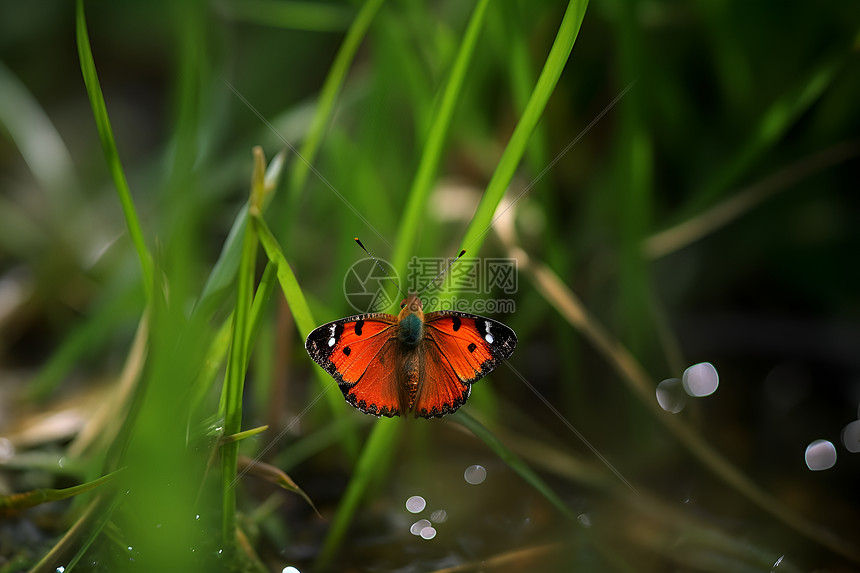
343, 257, 400, 313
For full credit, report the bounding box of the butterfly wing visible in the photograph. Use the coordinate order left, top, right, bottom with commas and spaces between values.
305, 313, 405, 417
414, 311, 517, 417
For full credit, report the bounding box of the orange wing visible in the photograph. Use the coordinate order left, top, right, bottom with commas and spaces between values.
415, 311, 517, 418
305, 313, 404, 417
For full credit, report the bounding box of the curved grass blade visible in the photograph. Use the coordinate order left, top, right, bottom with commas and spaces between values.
198, 150, 286, 313
391, 0, 491, 276
459, 0, 589, 257
0, 469, 121, 515
252, 209, 345, 419
696, 57, 841, 208
75, 0, 153, 298
288, 0, 387, 201
219, 148, 265, 546
315, 419, 400, 570
506, 241, 860, 564
452, 411, 576, 520
0, 60, 77, 201
224, 0, 355, 33
317, 2, 495, 567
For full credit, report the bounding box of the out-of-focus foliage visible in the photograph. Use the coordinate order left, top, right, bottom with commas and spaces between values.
1, 0, 859, 571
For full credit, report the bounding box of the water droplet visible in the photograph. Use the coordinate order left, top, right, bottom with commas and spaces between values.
842, 421, 860, 453
577, 513, 591, 528
805, 439, 837, 471
430, 509, 448, 523
464, 464, 487, 485
405, 495, 426, 513
410, 519, 431, 536
56, 567, 65, 573
282, 567, 301, 573
419, 526, 437, 540
682, 362, 719, 397
656, 378, 686, 413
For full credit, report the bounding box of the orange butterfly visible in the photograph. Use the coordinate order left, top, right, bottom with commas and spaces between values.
305, 249, 517, 418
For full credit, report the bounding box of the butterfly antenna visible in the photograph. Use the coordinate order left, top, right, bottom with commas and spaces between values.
354, 238, 407, 298
418, 249, 466, 296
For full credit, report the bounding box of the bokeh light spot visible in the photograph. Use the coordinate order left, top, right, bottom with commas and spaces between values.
430, 509, 448, 523
841, 421, 860, 453
656, 378, 686, 413
405, 495, 426, 513
577, 513, 592, 528
804, 439, 836, 471
282, 567, 301, 573
410, 519, 431, 536
420, 526, 437, 540
682, 362, 719, 397
464, 464, 487, 485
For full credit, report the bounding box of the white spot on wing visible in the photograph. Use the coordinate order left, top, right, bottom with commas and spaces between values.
484, 321, 493, 344
328, 337, 335, 347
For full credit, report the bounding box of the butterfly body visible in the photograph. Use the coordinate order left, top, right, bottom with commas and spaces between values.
305, 294, 516, 418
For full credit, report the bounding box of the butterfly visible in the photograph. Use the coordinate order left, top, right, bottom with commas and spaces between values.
305, 293, 517, 418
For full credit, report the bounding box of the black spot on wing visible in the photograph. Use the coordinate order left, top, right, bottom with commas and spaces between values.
343, 346, 351, 356
467, 342, 477, 353
452, 316, 461, 331
355, 320, 364, 336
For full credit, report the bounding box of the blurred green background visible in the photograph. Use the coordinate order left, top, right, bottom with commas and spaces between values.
1, 0, 859, 571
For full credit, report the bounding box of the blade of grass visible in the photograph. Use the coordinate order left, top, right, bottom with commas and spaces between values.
644, 141, 860, 258
287, 0, 387, 201
502, 240, 860, 564
0, 60, 77, 202
316, 2, 495, 567
223, 0, 355, 33
219, 148, 265, 547
75, 0, 153, 298
459, 0, 589, 257
0, 469, 121, 513
696, 57, 841, 208
390, 0, 491, 276
198, 151, 286, 313
315, 419, 400, 570
452, 412, 576, 520
253, 209, 347, 417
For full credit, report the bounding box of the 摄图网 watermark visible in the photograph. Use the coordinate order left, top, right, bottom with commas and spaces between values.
343, 256, 517, 314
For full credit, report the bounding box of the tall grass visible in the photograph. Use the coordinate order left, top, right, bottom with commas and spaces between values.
1, 0, 859, 571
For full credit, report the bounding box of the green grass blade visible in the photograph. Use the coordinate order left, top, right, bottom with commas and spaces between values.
699, 57, 841, 206
453, 412, 576, 520
288, 0, 387, 200
315, 419, 400, 570
253, 217, 318, 339
391, 0, 491, 276
219, 149, 265, 547
75, 0, 153, 298
0, 60, 77, 200
198, 151, 286, 313
317, 2, 497, 564
0, 469, 120, 512
253, 211, 346, 418
224, 0, 355, 32
459, 0, 589, 256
